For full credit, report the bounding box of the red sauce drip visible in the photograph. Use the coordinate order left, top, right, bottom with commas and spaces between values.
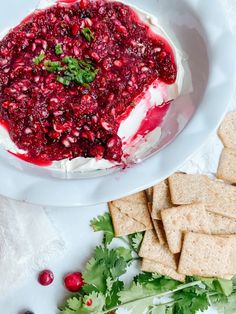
9, 152, 52, 166
0, 0, 177, 165
131, 101, 170, 141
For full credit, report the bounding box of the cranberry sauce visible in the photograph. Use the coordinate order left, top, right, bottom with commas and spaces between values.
0, 0, 177, 163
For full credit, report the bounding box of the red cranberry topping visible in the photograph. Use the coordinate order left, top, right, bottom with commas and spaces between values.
64, 272, 84, 292
0, 0, 177, 164
38, 269, 54, 286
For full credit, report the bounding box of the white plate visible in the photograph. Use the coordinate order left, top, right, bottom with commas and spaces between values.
0, 0, 235, 206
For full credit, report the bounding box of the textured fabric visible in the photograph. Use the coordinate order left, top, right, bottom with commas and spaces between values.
0, 197, 64, 298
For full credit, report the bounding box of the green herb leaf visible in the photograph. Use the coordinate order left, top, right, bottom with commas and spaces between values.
173, 287, 209, 314
61, 296, 82, 314
57, 76, 71, 86
106, 280, 124, 310
115, 247, 132, 263
33, 53, 45, 65
128, 232, 144, 253
82, 291, 106, 313
90, 213, 115, 246
44, 60, 63, 72
81, 27, 95, 42
82, 246, 128, 293
211, 292, 236, 314
55, 43, 64, 55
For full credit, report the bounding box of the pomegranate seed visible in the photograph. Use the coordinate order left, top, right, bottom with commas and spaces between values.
38, 270, 54, 286
71, 24, 80, 36
114, 60, 122, 67
100, 119, 112, 131
110, 312, 116, 314
80, 0, 88, 9
62, 139, 71, 147
90, 144, 104, 159
85, 18, 93, 27
24, 128, 32, 134
86, 299, 93, 306
91, 52, 100, 61
64, 272, 84, 292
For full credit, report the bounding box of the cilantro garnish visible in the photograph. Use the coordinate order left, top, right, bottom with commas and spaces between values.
43, 55, 98, 87
90, 212, 115, 245
33, 52, 45, 65
60, 212, 236, 314
44, 60, 63, 72
81, 27, 95, 42
55, 43, 64, 55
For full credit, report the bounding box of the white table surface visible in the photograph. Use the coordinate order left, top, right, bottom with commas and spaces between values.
1, 0, 235, 313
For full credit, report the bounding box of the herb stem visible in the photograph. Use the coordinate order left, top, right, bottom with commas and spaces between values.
103, 281, 202, 313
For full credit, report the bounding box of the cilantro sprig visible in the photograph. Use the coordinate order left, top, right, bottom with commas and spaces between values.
57, 56, 99, 88
34, 54, 98, 88
60, 212, 236, 314
81, 27, 95, 42
55, 43, 64, 55
33, 52, 45, 65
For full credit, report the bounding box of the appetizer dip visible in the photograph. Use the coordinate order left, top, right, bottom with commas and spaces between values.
0, 0, 188, 172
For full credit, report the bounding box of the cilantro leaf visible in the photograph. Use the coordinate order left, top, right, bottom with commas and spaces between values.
82, 246, 128, 293
90, 213, 115, 245
114, 247, 132, 263
55, 43, 64, 55
211, 292, 236, 314
106, 280, 124, 310
61, 296, 82, 314
173, 287, 209, 314
128, 232, 144, 253
44, 60, 63, 72
33, 52, 45, 65
82, 291, 106, 313
82, 27, 95, 42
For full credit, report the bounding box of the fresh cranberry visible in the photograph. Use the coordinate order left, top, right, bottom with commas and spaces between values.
86, 299, 93, 306
38, 270, 54, 286
64, 272, 84, 292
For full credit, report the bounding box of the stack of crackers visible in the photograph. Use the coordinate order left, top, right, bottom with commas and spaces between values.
109, 111, 236, 282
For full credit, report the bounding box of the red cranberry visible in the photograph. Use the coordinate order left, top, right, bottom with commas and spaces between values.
64, 272, 84, 292
86, 299, 93, 306
38, 270, 54, 286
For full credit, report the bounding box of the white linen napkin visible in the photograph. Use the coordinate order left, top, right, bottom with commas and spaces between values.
0, 197, 64, 298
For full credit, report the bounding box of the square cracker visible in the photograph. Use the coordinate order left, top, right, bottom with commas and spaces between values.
161, 204, 210, 254
152, 180, 172, 219
145, 188, 153, 214
218, 111, 236, 150
115, 191, 147, 204
207, 212, 236, 234
139, 230, 177, 269
141, 258, 185, 282
168, 173, 215, 205
109, 191, 153, 235
145, 188, 166, 244
206, 180, 236, 219
178, 232, 236, 278
217, 148, 236, 184
152, 219, 166, 245
108, 202, 152, 237
169, 173, 236, 219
